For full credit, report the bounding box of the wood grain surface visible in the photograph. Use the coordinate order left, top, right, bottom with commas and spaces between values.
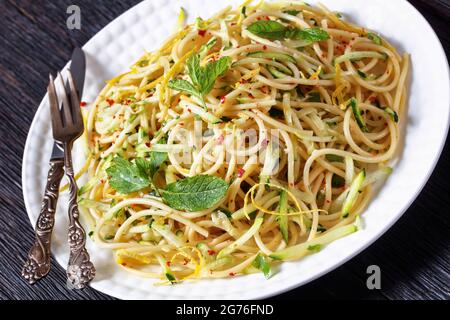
0, 0, 448, 300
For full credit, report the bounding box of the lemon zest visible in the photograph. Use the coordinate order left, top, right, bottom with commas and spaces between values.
243, 183, 327, 219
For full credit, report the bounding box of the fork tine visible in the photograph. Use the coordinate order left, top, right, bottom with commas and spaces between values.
57, 72, 73, 126
67, 71, 83, 129
48, 74, 62, 136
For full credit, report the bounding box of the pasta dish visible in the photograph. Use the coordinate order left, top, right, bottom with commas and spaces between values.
76, 0, 409, 283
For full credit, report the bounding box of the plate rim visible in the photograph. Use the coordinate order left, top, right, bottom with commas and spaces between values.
21, 0, 450, 299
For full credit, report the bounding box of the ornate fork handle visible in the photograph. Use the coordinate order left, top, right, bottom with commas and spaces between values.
22, 159, 65, 284
64, 141, 95, 289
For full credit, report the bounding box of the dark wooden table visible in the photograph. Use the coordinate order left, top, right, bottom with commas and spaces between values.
0, 0, 449, 300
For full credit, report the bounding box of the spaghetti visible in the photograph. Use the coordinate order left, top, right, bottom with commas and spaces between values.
78, 0, 409, 283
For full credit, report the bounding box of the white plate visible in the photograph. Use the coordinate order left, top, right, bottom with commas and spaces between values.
22, 0, 450, 300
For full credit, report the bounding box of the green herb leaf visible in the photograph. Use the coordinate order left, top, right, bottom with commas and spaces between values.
199, 56, 232, 95
106, 156, 151, 193
252, 254, 272, 279
168, 79, 200, 98
187, 54, 202, 87
161, 175, 229, 212
247, 20, 288, 40
367, 32, 382, 45
287, 28, 330, 42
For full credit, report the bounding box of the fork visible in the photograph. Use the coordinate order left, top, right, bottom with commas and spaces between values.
48, 71, 95, 289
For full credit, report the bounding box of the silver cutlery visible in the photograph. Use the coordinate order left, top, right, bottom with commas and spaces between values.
22, 48, 88, 285
47, 71, 95, 289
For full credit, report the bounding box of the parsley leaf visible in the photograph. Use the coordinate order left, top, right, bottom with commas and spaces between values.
161, 175, 229, 212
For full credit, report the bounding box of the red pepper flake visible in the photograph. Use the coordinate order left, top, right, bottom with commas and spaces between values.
121, 263, 127, 267
263, 45, 267, 50
220, 96, 226, 104
248, 93, 254, 99
106, 98, 114, 106
240, 79, 247, 84
217, 134, 224, 145
207, 250, 216, 255
230, 22, 236, 26
265, 16, 270, 21
179, 122, 184, 126
100, 179, 105, 184
198, 29, 207, 37
187, 108, 192, 113
183, 259, 189, 265
236, 45, 240, 48
326, 200, 331, 203
257, 17, 262, 21
166, 261, 171, 267
260, 86, 268, 94
80, 101, 87, 107
229, 272, 236, 276
237, 168, 245, 178
145, 142, 151, 147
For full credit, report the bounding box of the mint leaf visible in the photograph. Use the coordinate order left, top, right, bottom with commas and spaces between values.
288, 27, 330, 42
161, 175, 229, 212
199, 56, 231, 95
169, 53, 231, 109
252, 254, 272, 279
187, 54, 202, 87
106, 157, 151, 193
168, 79, 200, 98
247, 20, 288, 40
247, 21, 329, 43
